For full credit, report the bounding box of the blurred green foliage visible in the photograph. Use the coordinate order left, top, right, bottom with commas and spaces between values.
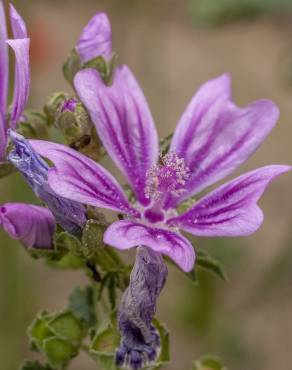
189, 0, 292, 25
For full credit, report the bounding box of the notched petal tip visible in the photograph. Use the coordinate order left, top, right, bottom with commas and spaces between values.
169, 165, 291, 238
76, 11, 112, 62
168, 75, 281, 208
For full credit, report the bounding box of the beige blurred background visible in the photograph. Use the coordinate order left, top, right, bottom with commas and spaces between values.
0, 0, 292, 369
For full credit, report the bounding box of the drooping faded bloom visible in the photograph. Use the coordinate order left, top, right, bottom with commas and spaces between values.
116, 246, 168, 369
0, 203, 55, 249
0, 2, 30, 161
8, 131, 87, 234
29, 67, 290, 272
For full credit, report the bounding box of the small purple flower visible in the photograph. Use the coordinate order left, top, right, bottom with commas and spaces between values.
0, 203, 55, 249
0, 2, 30, 161
8, 130, 87, 234
76, 12, 112, 63
30, 67, 290, 272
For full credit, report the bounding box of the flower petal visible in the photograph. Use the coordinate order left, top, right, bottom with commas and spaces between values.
74, 67, 159, 205
30, 140, 140, 217
104, 220, 195, 272
76, 12, 112, 62
167, 165, 291, 237
0, 203, 55, 249
9, 3, 27, 39
0, 0, 9, 116
168, 74, 279, 208
6, 38, 30, 128
0, 112, 6, 161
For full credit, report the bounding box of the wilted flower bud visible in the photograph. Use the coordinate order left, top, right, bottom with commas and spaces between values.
8, 130, 86, 234
116, 246, 168, 370
44, 92, 69, 126
45, 93, 104, 161
56, 98, 91, 144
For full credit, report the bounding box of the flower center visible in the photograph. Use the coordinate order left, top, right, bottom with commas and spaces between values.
143, 152, 189, 223
145, 152, 190, 201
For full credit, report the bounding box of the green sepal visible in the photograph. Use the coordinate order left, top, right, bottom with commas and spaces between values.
47, 311, 85, 347
82, 219, 127, 274
0, 161, 15, 178
44, 92, 69, 126
149, 318, 170, 369
20, 360, 56, 370
81, 219, 106, 260
27, 310, 55, 352
192, 355, 227, 370
17, 111, 49, 139
54, 232, 83, 258
68, 286, 97, 327
62, 49, 82, 86
43, 337, 77, 370
46, 251, 84, 270
90, 319, 120, 370
83, 53, 117, 85
196, 250, 227, 281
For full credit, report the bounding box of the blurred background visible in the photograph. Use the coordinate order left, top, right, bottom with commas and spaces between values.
1, 0, 292, 369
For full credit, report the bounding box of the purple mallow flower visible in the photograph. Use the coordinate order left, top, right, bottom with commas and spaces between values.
0, 203, 55, 249
30, 67, 290, 272
8, 131, 87, 235
0, 1, 30, 161
76, 12, 112, 62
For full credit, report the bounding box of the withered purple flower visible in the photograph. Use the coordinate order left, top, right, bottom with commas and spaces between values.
8, 131, 87, 234
116, 246, 167, 369
0, 2, 30, 161
29, 66, 290, 272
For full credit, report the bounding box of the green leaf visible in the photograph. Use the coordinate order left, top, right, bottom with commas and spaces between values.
69, 286, 97, 327
28, 311, 54, 351
43, 337, 77, 370
196, 250, 227, 281
63, 49, 82, 86
20, 360, 56, 370
47, 311, 85, 346
0, 161, 15, 178
192, 355, 227, 370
